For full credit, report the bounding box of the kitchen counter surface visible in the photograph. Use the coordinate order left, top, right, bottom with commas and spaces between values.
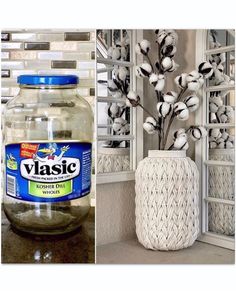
1, 207, 95, 264
97, 238, 235, 264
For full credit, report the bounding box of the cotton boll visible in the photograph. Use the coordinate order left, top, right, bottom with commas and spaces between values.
173, 134, 189, 150
209, 112, 217, 123
209, 141, 218, 149
164, 91, 178, 103
161, 57, 178, 72
140, 39, 151, 55
112, 47, 121, 60
161, 45, 177, 57
184, 95, 200, 112
126, 91, 140, 107
154, 74, 165, 91
135, 63, 152, 78
187, 71, 204, 91
143, 117, 158, 134
112, 118, 128, 134
216, 138, 225, 149
174, 102, 189, 120
173, 128, 186, 139
149, 73, 158, 86
157, 102, 172, 118
109, 103, 120, 118
189, 127, 207, 141
209, 96, 223, 113
118, 67, 129, 81
161, 57, 172, 70
107, 46, 114, 58
198, 61, 214, 78
174, 73, 188, 89
217, 105, 234, 123
221, 131, 230, 140
156, 30, 167, 45
209, 128, 221, 140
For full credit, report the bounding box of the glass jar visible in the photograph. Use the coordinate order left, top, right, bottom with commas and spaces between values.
3, 75, 93, 235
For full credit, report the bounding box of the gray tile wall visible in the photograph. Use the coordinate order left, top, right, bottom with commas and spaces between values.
1, 29, 95, 107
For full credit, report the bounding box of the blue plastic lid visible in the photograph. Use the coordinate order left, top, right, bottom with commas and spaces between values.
17, 75, 79, 85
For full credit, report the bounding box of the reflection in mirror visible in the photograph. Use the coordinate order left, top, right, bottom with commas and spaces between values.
97, 140, 131, 173
97, 29, 132, 174
207, 163, 235, 236
208, 29, 235, 48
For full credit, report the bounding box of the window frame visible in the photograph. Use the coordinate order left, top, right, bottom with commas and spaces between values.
96, 30, 144, 184
195, 29, 235, 250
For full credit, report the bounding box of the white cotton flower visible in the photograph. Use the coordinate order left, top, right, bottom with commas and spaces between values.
161, 57, 172, 70
216, 138, 226, 149
173, 128, 186, 139
118, 67, 129, 81
161, 57, 179, 72
149, 73, 158, 85
173, 102, 189, 121
184, 95, 200, 112
161, 45, 177, 57
209, 112, 217, 123
209, 96, 223, 113
112, 117, 129, 134
217, 105, 234, 123
135, 39, 150, 55
156, 30, 167, 45
112, 47, 121, 60
157, 102, 172, 118
209, 128, 221, 140
154, 74, 165, 91
189, 127, 207, 141
163, 91, 178, 104
198, 61, 214, 79
143, 117, 158, 134
187, 71, 204, 91
109, 103, 120, 118
174, 73, 188, 89
126, 91, 140, 107
209, 141, 217, 149
135, 63, 152, 78
173, 133, 189, 150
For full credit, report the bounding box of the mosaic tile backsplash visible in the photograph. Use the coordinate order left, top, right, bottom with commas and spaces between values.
1, 29, 95, 106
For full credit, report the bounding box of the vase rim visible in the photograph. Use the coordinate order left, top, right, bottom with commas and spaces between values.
148, 150, 186, 158
99, 147, 129, 155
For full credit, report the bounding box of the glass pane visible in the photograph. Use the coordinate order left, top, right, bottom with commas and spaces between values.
208, 29, 235, 49
97, 140, 131, 173
208, 50, 235, 86
207, 160, 235, 236
208, 90, 235, 124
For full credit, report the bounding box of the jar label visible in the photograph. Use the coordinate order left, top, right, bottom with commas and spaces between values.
5, 142, 92, 203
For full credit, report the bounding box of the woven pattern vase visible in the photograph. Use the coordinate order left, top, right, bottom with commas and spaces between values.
135, 150, 199, 251
97, 148, 130, 173
208, 149, 235, 236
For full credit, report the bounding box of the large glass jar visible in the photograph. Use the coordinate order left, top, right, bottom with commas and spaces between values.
3, 75, 93, 235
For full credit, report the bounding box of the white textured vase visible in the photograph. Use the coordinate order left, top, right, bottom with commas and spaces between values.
97, 147, 130, 173
135, 150, 199, 251
208, 149, 235, 236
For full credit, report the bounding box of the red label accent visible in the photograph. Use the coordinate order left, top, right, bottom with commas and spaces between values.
20, 143, 39, 159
